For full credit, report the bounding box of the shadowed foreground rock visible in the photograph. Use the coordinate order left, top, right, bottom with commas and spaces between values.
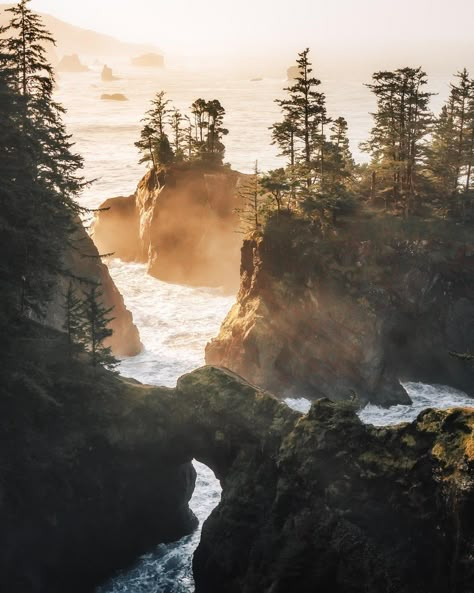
2, 336, 473, 593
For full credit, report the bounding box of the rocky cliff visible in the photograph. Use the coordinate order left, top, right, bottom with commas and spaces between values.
44, 220, 141, 357
206, 214, 474, 406
93, 164, 243, 290
0, 324, 195, 593
3, 337, 473, 593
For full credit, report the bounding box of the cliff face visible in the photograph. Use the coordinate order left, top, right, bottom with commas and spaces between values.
44, 220, 141, 357
206, 215, 474, 406
0, 326, 195, 593
93, 164, 243, 291
1, 338, 473, 593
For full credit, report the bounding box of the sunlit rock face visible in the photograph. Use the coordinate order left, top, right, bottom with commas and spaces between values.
206, 215, 474, 406
94, 165, 244, 291
44, 220, 141, 356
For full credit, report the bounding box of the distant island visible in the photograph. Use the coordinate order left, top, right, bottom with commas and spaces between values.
132, 53, 164, 68
101, 93, 128, 102
101, 65, 120, 81
57, 53, 89, 73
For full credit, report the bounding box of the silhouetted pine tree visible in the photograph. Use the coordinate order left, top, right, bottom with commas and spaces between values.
82, 285, 117, 369
0, 0, 85, 317
63, 283, 86, 357
135, 91, 174, 168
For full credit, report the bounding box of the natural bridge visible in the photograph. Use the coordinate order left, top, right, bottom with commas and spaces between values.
113, 366, 474, 593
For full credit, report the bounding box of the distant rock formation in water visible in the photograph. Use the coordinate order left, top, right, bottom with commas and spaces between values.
100, 93, 128, 101
57, 53, 89, 72
287, 64, 300, 80
93, 164, 244, 291
101, 64, 119, 81
132, 52, 164, 67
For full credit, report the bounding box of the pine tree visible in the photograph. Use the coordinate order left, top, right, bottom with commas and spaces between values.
82, 285, 117, 369
274, 48, 330, 186
135, 91, 174, 169
260, 168, 291, 216
235, 161, 267, 233
428, 69, 474, 218
325, 117, 354, 193
362, 67, 433, 215
171, 108, 185, 160
0, 0, 85, 317
190, 98, 228, 164
62, 283, 86, 357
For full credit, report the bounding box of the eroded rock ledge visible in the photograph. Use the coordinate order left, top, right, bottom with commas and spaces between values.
93, 164, 243, 290
206, 215, 474, 406
2, 344, 472, 593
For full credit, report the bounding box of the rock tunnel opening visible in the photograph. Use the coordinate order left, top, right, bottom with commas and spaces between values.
97, 460, 221, 593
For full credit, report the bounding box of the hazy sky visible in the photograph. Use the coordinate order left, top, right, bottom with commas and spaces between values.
28, 0, 474, 58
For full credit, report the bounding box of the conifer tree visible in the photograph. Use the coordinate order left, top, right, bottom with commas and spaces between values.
82, 285, 117, 369
62, 283, 86, 356
274, 48, 330, 186
0, 0, 85, 317
135, 91, 174, 168
261, 168, 290, 216
171, 108, 185, 160
428, 69, 474, 218
236, 162, 267, 233
362, 67, 432, 215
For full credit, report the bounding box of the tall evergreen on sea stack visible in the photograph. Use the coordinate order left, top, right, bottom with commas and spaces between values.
0, 0, 85, 322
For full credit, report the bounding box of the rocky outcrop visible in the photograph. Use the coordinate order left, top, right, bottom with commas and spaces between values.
190, 372, 474, 593
206, 215, 474, 405
1, 337, 473, 593
0, 327, 195, 593
57, 54, 89, 72
101, 93, 128, 101
94, 164, 243, 290
101, 65, 119, 81
132, 53, 164, 67
44, 220, 141, 357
